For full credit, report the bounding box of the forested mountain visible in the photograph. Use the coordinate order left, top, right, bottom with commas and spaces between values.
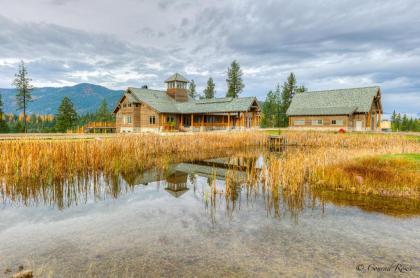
0, 83, 123, 114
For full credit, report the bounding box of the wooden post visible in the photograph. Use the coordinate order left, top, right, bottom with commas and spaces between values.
180, 115, 183, 127
366, 112, 370, 128
227, 113, 230, 129
378, 111, 381, 130
191, 114, 194, 128
242, 113, 245, 128
252, 112, 255, 128
201, 115, 204, 127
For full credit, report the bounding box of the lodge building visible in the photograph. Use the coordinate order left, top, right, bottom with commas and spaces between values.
286, 87, 382, 131
113, 73, 261, 133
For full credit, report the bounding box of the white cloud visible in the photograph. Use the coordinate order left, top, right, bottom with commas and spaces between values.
0, 0, 419, 113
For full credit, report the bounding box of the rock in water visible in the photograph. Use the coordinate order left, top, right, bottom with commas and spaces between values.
12, 270, 33, 278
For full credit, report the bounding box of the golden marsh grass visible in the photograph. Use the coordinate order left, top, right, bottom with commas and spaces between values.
0, 131, 419, 210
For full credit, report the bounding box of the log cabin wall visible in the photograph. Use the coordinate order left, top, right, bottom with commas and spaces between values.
115, 96, 141, 132
289, 115, 350, 128
139, 103, 160, 130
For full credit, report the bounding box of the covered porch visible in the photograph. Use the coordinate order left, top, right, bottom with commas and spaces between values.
159, 111, 261, 132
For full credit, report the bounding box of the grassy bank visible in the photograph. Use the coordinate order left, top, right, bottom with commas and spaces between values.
311, 153, 420, 200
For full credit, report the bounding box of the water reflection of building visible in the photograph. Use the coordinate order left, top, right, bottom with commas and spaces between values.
120, 156, 261, 199
164, 171, 189, 197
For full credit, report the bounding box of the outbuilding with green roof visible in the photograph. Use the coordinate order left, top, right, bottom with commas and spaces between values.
286, 87, 382, 131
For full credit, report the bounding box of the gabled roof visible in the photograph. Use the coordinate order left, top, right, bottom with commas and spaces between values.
116, 87, 260, 114
165, 73, 189, 83
287, 86, 380, 116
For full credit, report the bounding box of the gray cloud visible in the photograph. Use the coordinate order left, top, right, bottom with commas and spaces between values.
0, 0, 419, 113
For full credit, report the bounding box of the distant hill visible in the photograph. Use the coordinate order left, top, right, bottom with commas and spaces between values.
0, 83, 123, 115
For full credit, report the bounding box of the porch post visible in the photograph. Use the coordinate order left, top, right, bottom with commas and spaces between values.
252, 111, 255, 128
366, 112, 370, 128
180, 115, 183, 127
227, 113, 230, 129
191, 114, 194, 128
201, 115, 204, 127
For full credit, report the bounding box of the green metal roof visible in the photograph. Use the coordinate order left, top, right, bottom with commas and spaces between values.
286, 86, 380, 116
125, 87, 258, 114
164, 73, 189, 83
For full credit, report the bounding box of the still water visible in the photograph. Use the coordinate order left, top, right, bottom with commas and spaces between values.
0, 151, 419, 277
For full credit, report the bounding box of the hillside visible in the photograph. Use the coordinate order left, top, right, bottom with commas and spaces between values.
0, 83, 123, 115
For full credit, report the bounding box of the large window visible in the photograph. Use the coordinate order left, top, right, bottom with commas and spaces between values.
294, 120, 305, 125
311, 120, 323, 125
127, 116, 132, 124
166, 116, 175, 123
149, 116, 156, 125
332, 119, 343, 125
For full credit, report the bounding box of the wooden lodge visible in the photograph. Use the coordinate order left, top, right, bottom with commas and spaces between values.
286, 87, 382, 131
113, 73, 261, 133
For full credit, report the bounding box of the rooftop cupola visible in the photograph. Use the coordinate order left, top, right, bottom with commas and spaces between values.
165, 73, 189, 102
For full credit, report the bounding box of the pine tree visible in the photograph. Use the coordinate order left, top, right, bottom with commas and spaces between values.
261, 90, 278, 127
296, 85, 307, 93
188, 80, 197, 99
55, 97, 78, 132
401, 114, 409, 131
0, 94, 9, 133
395, 113, 402, 131
96, 99, 114, 122
279, 73, 297, 127
12, 61, 33, 133
226, 60, 244, 98
203, 77, 215, 99
391, 110, 398, 131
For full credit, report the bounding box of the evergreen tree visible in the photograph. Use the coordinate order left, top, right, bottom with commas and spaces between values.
55, 97, 78, 132
395, 113, 402, 131
401, 114, 409, 131
296, 85, 307, 93
391, 110, 398, 131
96, 99, 114, 122
0, 94, 9, 133
203, 77, 215, 99
261, 90, 278, 127
12, 61, 33, 133
226, 60, 244, 98
279, 73, 297, 127
188, 80, 197, 99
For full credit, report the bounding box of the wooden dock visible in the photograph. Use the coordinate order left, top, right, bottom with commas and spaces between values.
268, 135, 288, 148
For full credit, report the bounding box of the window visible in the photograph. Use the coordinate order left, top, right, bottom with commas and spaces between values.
332, 119, 343, 125
128, 104, 132, 107
311, 120, 323, 125
127, 116, 132, 124
123, 104, 127, 108
149, 116, 156, 125
294, 120, 305, 125
166, 116, 175, 123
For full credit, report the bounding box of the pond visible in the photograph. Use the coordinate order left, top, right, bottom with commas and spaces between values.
1, 149, 419, 277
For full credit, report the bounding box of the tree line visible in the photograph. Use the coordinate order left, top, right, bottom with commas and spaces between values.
390, 111, 419, 132
0, 61, 114, 133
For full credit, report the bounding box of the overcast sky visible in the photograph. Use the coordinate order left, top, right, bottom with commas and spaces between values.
0, 0, 419, 114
